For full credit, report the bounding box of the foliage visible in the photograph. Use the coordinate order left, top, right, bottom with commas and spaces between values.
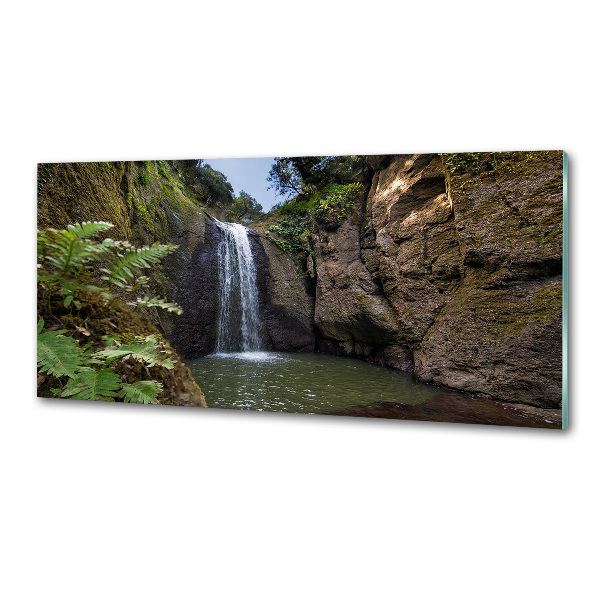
38, 221, 182, 314
441, 152, 500, 175
226, 190, 263, 223
103, 242, 176, 290
265, 213, 311, 255
130, 296, 183, 314
175, 160, 235, 207
37, 221, 184, 404
277, 197, 312, 216
118, 380, 163, 404
93, 337, 175, 368
310, 183, 364, 223
61, 366, 121, 402
37, 320, 86, 378
37, 319, 170, 404
267, 155, 365, 198
264, 183, 364, 255
266, 158, 304, 198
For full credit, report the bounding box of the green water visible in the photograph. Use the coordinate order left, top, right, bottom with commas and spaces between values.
186, 351, 457, 414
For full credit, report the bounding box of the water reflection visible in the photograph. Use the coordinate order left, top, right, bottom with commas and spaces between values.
187, 351, 458, 414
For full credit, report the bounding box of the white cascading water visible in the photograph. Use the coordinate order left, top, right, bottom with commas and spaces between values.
214, 220, 263, 353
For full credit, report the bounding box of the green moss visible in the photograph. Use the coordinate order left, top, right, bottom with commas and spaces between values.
136, 171, 149, 187
355, 291, 376, 308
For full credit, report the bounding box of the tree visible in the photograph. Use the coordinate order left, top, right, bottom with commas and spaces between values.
267, 155, 366, 199
227, 190, 263, 223
173, 160, 235, 207
266, 158, 304, 198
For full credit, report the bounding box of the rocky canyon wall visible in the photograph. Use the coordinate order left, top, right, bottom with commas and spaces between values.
259, 152, 563, 408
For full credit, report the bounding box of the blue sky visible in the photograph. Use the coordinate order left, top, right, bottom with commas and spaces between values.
203, 157, 279, 212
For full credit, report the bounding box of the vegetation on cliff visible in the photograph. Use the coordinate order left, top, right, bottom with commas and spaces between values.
174, 160, 263, 222
255, 156, 369, 255
37, 221, 205, 406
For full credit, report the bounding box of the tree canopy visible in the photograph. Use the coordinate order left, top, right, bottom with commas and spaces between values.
227, 190, 263, 223
267, 155, 367, 199
174, 160, 235, 207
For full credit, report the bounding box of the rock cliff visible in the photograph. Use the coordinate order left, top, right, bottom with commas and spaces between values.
257, 151, 563, 408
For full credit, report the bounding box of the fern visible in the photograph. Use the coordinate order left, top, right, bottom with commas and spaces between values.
92, 340, 175, 368
104, 243, 178, 288
118, 380, 162, 404
61, 367, 120, 401
38, 222, 178, 303
67, 221, 114, 240
38, 221, 184, 405
37, 319, 86, 378
130, 296, 183, 314
38, 222, 115, 277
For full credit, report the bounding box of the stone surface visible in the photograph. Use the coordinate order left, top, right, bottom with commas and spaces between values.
168, 217, 222, 357
310, 198, 409, 364
365, 152, 563, 407
253, 233, 316, 352
304, 151, 563, 407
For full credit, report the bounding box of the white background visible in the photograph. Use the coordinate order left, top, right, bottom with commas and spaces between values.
1, 2, 598, 599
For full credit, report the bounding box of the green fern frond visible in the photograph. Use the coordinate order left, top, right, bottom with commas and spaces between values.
67, 221, 113, 240
129, 296, 183, 315
118, 380, 162, 404
106, 243, 178, 287
37, 322, 87, 378
60, 367, 120, 401
92, 341, 175, 369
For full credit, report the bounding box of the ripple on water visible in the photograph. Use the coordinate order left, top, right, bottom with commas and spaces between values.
186, 351, 462, 415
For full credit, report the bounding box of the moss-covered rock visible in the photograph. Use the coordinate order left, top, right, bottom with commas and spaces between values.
305, 151, 563, 407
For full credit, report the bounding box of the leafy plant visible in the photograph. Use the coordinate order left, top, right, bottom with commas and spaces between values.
61, 366, 121, 402
264, 183, 363, 255
37, 221, 185, 404
267, 156, 365, 198
225, 190, 263, 223
37, 221, 182, 314
37, 319, 169, 404
102, 242, 176, 290
130, 296, 183, 314
310, 183, 364, 223
118, 381, 162, 404
266, 213, 311, 255
36, 319, 86, 378
93, 337, 175, 368
441, 152, 502, 175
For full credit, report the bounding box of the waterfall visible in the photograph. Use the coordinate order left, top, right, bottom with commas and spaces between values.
213, 220, 263, 353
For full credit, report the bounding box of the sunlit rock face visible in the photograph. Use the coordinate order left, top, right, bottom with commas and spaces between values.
408, 152, 563, 408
